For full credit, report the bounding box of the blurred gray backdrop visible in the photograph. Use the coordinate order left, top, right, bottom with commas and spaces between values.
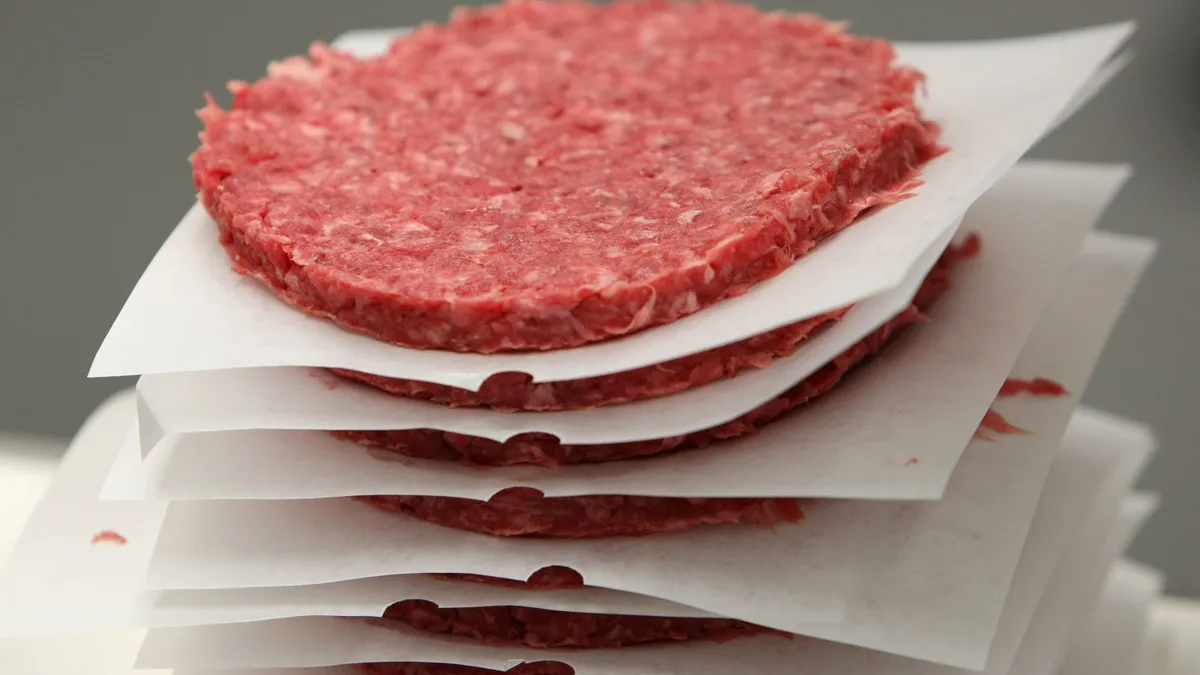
1, 1, 1196, 593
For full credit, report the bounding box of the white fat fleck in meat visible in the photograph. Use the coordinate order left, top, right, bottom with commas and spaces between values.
638, 24, 662, 48
297, 122, 329, 139
382, 171, 410, 188
359, 233, 383, 247
267, 56, 322, 82
461, 239, 493, 253
707, 231, 748, 260
270, 181, 304, 195
757, 170, 785, 195
524, 155, 542, 168
631, 216, 657, 225
604, 246, 623, 258
397, 221, 431, 234
678, 291, 700, 314
487, 193, 518, 210
242, 117, 267, 133
525, 385, 560, 409
703, 264, 716, 284
677, 209, 703, 225
332, 110, 360, 126
762, 206, 788, 227
460, 226, 498, 240
787, 190, 814, 220
659, 168, 688, 187
623, 289, 657, 331
494, 77, 518, 95
608, 110, 635, 125
559, 148, 604, 163
521, 270, 541, 283
500, 121, 527, 141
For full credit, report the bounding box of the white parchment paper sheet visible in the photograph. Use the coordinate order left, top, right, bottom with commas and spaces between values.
136, 462, 1157, 675
1059, 560, 1164, 675
766, 226, 1156, 666
0, 405, 1147, 663
138, 226, 1149, 670
90, 24, 1132, 388
127, 162, 1125, 492
1008, 493, 1159, 675
0, 392, 168, 638
162, 490, 1156, 675
961, 407, 1156, 675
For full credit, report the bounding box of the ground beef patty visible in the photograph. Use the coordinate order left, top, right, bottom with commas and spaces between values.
332, 308, 843, 411
193, 0, 941, 353
332, 234, 977, 468
356, 492, 804, 538
371, 600, 784, 648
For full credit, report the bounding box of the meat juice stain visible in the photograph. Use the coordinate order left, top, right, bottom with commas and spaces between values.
905, 458, 920, 467
998, 377, 1068, 398
91, 530, 127, 546
974, 409, 1029, 441
943, 231, 983, 265
976, 376, 1068, 440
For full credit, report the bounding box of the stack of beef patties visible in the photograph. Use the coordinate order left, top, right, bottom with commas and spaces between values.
199, 5, 949, 535
0, 2, 1151, 675
193, 0, 947, 536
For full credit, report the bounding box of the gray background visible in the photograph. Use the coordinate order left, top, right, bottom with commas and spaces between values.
1, 1, 1196, 593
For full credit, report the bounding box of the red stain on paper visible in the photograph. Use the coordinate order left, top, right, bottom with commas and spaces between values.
944, 232, 982, 264
999, 377, 1068, 398
974, 409, 1029, 441
905, 458, 920, 467
91, 530, 127, 546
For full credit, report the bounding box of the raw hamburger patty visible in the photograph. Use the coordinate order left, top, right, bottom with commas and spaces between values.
332, 308, 844, 411
372, 599, 783, 648
356, 492, 804, 538
332, 233, 977, 469
192, 0, 941, 353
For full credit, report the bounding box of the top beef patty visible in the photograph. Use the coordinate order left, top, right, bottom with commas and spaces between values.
192, 0, 941, 353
